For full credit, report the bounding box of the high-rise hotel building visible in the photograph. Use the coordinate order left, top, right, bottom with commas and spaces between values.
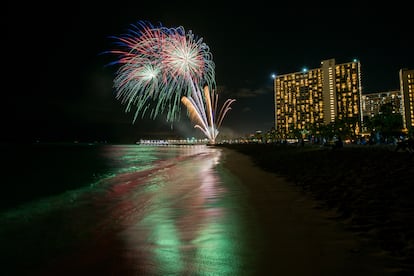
361, 69, 414, 133
400, 68, 414, 132
273, 58, 362, 138
361, 90, 403, 118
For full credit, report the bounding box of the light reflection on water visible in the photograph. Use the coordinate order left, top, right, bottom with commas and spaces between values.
101, 145, 252, 275
0, 145, 257, 275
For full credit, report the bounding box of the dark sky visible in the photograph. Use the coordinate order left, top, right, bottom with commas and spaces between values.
5, 1, 413, 143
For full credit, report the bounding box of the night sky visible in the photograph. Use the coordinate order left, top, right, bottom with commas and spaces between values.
5, 1, 413, 143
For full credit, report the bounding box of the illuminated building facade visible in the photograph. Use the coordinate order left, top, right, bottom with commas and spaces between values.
274, 58, 362, 138
361, 90, 403, 118
400, 68, 414, 132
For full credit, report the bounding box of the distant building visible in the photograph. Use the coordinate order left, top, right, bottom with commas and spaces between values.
360, 68, 413, 134
361, 90, 403, 118
273, 58, 362, 138
400, 68, 414, 132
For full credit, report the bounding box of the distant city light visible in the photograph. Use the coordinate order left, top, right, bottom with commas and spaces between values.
271, 73, 276, 79
302, 67, 308, 73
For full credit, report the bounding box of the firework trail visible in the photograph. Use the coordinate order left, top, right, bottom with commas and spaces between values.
181, 86, 235, 144
105, 20, 235, 143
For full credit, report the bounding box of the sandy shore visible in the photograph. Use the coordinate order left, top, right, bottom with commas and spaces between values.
219, 144, 412, 275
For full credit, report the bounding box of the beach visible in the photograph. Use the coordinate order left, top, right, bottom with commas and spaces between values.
1, 143, 412, 275
219, 143, 414, 275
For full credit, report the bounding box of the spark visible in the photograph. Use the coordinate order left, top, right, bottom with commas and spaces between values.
105, 20, 235, 143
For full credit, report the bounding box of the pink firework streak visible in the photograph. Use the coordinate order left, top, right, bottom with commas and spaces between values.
106, 21, 235, 143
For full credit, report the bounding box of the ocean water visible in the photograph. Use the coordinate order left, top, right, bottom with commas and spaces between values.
0, 143, 400, 275
0, 143, 260, 275
1, 143, 218, 210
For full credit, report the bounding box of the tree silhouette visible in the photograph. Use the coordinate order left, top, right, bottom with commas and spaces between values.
367, 102, 403, 141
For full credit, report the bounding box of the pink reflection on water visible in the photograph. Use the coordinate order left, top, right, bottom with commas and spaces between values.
30, 145, 247, 275
93, 146, 233, 274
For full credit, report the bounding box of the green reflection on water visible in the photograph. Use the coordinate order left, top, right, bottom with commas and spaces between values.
192, 217, 241, 274
133, 168, 249, 275
141, 209, 184, 274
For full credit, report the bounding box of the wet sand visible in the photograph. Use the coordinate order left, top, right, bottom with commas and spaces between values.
219, 144, 413, 275
1, 144, 410, 275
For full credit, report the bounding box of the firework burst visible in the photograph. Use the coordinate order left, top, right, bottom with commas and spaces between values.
181, 85, 235, 144
105, 20, 234, 143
